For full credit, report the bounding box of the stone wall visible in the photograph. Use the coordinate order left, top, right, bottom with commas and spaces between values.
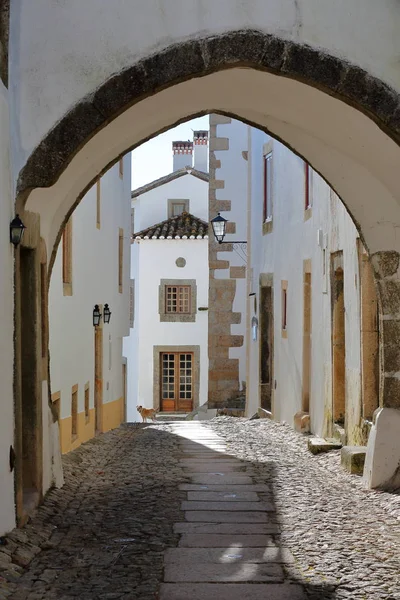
208, 114, 244, 408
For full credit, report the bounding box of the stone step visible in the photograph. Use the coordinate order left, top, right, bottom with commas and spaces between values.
164, 562, 284, 583
159, 583, 307, 600
178, 534, 275, 548
164, 547, 294, 564
179, 484, 272, 492
174, 522, 280, 535
184, 511, 270, 523
307, 437, 342, 454
187, 491, 260, 501
181, 501, 273, 512
182, 466, 250, 473
189, 475, 253, 485
341, 445, 367, 475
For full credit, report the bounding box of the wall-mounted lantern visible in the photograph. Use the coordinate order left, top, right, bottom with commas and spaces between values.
210, 212, 228, 244
93, 305, 102, 327
210, 213, 248, 262
10, 214, 26, 246
103, 303, 112, 324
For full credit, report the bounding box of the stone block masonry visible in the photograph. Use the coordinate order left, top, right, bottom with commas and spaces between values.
208, 115, 245, 409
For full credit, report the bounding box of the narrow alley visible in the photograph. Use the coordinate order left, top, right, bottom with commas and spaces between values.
2, 418, 399, 600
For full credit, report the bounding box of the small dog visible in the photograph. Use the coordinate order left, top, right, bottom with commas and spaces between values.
137, 405, 158, 423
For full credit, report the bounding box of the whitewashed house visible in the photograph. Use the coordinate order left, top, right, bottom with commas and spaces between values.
48, 156, 132, 456
213, 117, 378, 451
124, 132, 210, 422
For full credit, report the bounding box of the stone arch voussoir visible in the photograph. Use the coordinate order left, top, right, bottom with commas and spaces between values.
17, 29, 400, 199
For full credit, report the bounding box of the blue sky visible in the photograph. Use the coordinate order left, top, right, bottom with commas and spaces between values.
131, 115, 210, 190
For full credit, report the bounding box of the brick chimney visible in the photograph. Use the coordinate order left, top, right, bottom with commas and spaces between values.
193, 130, 208, 173
172, 140, 193, 172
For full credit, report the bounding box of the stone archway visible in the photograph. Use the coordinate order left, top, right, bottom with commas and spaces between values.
15, 31, 400, 490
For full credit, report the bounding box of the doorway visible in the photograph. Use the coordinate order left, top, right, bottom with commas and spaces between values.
20, 247, 42, 516
358, 242, 379, 421
94, 324, 103, 433
160, 352, 193, 412
331, 253, 346, 426
259, 285, 273, 412
302, 266, 312, 413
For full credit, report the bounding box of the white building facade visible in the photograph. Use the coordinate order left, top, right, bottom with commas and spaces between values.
49, 155, 132, 455
124, 134, 210, 422
217, 118, 379, 452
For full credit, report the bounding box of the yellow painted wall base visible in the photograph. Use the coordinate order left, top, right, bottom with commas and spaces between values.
102, 397, 124, 433
59, 397, 124, 454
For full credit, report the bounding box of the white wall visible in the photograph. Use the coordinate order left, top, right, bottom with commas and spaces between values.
49, 155, 131, 421
133, 174, 208, 234
247, 126, 361, 441
0, 80, 17, 535
10, 1, 400, 177
124, 239, 209, 422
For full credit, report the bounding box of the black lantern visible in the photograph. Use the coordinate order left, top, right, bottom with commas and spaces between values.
103, 303, 111, 324
10, 214, 26, 246
93, 305, 102, 327
211, 213, 228, 244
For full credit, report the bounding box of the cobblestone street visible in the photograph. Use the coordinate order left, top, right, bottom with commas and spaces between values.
1, 418, 399, 600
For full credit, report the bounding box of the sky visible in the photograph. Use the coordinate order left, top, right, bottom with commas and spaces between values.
131, 115, 210, 190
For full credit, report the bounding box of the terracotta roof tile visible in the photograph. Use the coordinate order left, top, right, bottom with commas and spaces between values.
133, 212, 208, 240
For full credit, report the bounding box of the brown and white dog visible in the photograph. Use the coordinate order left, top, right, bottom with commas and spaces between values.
137, 405, 158, 423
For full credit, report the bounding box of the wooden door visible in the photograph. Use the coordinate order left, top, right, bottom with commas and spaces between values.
161, 352, 193, 412
94, 326, 103, 433
331, 256, 346, 426
260, 286, 273, 412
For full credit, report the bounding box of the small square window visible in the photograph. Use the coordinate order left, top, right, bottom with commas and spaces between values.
165, 285, 191, 313
168, 199, 189, 218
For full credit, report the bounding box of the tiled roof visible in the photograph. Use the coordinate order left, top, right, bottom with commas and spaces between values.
133, 212, 208, 240
131, 166, 208, 198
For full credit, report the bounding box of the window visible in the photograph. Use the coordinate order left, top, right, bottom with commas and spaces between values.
96, 180, 101, 229
62, 217, 73, 295
84, 383, 90, 422
281, 281, 288, 337
263, 152, 273, 221
129, 279, 135, 327
168, 199, 189, 218
305, 162, 313, 211
118, 228, 124, 293
165, 285, 191, 314
119, 157, 124, 179
159, 279, 197, 322
51, 391, 61, 422
71, 385, 78, 439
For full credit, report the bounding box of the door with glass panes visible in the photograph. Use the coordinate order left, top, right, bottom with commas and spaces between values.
161, 352, 193, 412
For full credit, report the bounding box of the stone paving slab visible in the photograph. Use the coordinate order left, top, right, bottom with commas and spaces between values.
174, 522, 280, 534
179, 483, 272, 492
189, 474, 253, 484
187, 491, 260, 501
184, 511, 270, 523
164, 562, 284, 582
159, 583, 307, 600
181, 501, 273, 511
164, 547, 295, 564
178, 457, 244, 467
178, 534, 276, 547
181, 466, 249, 473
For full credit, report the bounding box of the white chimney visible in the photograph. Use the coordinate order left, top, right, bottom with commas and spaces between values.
193, 130, 208, 173
172, 141, 193, 172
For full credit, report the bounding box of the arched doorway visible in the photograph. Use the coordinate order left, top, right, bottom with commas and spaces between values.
13, 33, 400, 510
